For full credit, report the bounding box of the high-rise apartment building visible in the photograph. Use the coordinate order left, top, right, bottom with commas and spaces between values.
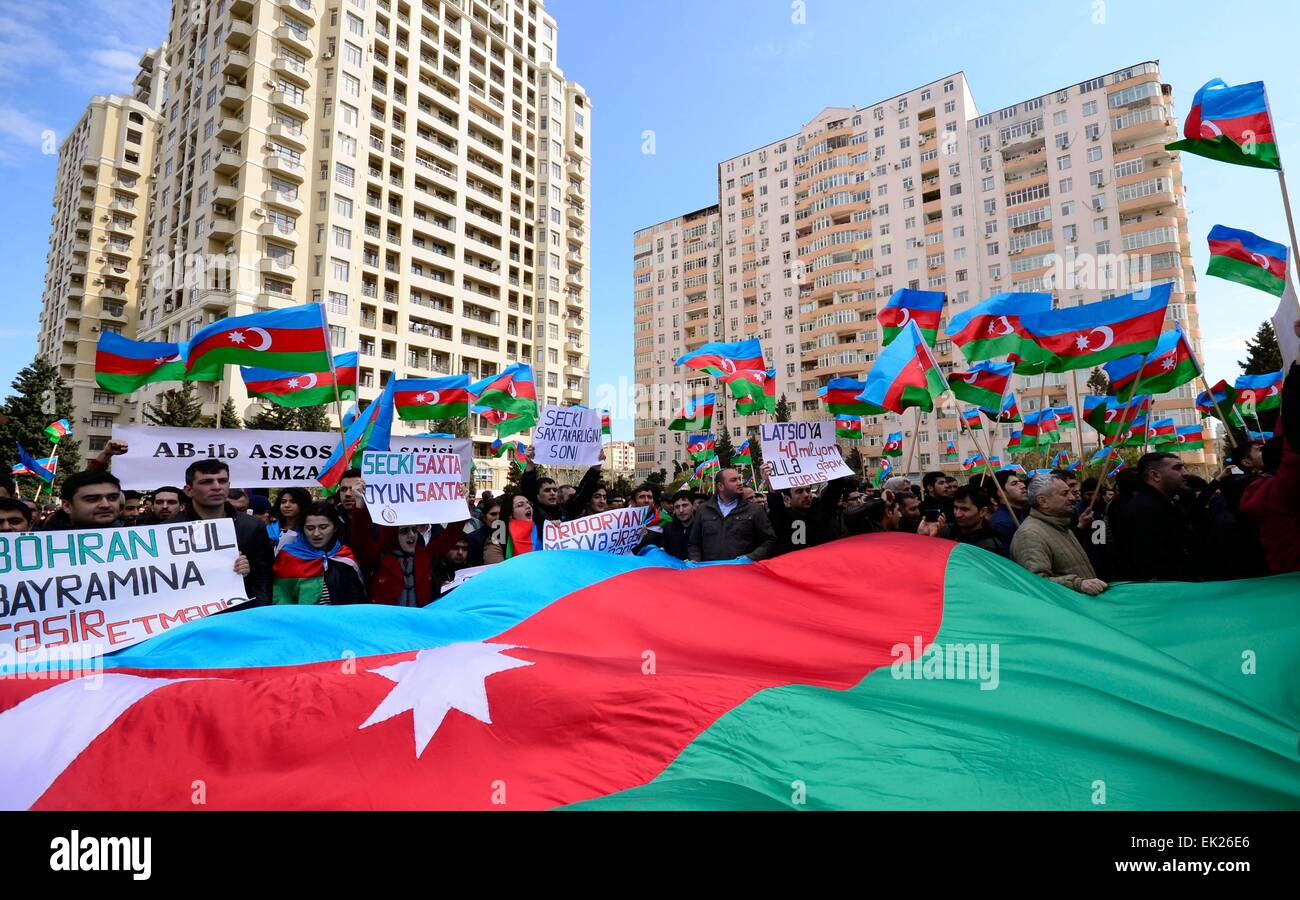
634, 62, 1210, 478
39, 48, 168, 462
40, 0, 590, 492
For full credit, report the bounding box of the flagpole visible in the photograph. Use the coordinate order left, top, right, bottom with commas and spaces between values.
1088, 352, 1150, 516
1275, 172, 1300, 315
901, 407, 920, 479
958, 414, 1018, 525
1066, 372, 1084, 464
1183, 335, 1237, 455
33, 448, 59, 505
325, 353, 348, 443
214, 378, 226, 430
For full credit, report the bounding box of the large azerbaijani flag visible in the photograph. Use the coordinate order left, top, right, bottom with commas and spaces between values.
94, 332, 195, 394
1166, 78, 1281, 171
725, 368, 776, 416
393, 375, 472, 421
1102, 326, 1199, 402
1019, 283, 1172, 372
1206, 225, 1288, 297
1234, 370, 1284, 413
879, 289, 944, 347
948, 360, 1013, 410
675, 338, 765, 376
858, 320, 948, 414
819, 377, 886, 417
946, 292, 1054, 364
185, 303, 332, 379
241, 352, 359, 408
469, 363, 538, 420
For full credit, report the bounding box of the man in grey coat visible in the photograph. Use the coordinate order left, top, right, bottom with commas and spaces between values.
1010, 474, 1108, 596
688, 468, 777, 562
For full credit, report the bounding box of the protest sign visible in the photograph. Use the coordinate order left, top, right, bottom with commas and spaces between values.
442, 565, 492, 593
0, 520, 248, 659
111, 425, 338, 489
388, 436, 473, 482
532, 405, 602, 467
759, 421, 855, 490
542, 508, 649, 554
360, 450, 467, 526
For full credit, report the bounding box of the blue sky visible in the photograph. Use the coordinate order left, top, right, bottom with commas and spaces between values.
2, 0, 1296, 440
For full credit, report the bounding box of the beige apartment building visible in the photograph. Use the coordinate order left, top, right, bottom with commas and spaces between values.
38, 48, 167, 463
40, 0, 590, 493
601, 439, 636, 481
635, 62, 1211, 478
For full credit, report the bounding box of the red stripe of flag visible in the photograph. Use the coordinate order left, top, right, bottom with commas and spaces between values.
94, 351, 179, 375
1035, 308, 1166, 358
188, 327, 329, 363
1208, 239, 1287, 278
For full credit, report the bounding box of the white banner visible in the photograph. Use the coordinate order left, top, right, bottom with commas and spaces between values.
542, 508, 649, 554
532, 405, 602, 468
360, 450, 468, 526
110, 426, 474, 490
760, 421, 855, 490
0, 520, 248, 660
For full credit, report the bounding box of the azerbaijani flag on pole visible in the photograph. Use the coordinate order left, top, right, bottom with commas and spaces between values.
1102, 326, 1199, 402
687, 434, 715, 461
943, 440, 958, 459
675, 338, 765, 376
819, 377, 886, 417
1006, 430, 1026, 455
600, 410, 612, 437
1120, 415, 1150, 447
1234, 370, 1284, 413
393, 375, 472, 421
948, 360, 1013, 410
982, 391, 1021, 424
16, 444, 55, 483
731, 439, 753, 466
43, 419, 72, 445
94, 333, 193, 394
726, 368, 777, 416
480, 408, 531, 439
858, 320, 948, 414
12, 455, 55, 477
1166, 78, 1282, 170
469, 363, 539, 420
1019, 283, 1172, 372
834, 416, 862, 440
1086, 395, 1153, 438
1052, 406, 1077, 430
1196, 379, 1239, 419
1206, 225, 1288, 297
874, 457, 892, 487
241, 352, 359, 408
317, 378, 396, 491
882, 432, 903, 458
961, 453, 986, 472
879, 289, 944, 347
1021, 408, 1061, 449
945, 291, 1054, 363
185, 303, 332, 379
1149, 418, 1178, 444
491, 438, 528, 471
667, 393, 715, 431
960, 409, 983, 431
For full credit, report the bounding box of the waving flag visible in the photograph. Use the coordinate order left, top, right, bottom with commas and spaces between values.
469, 363, 538, 420
318, 379, 395, 491
479, 408, 531, 439
858, 320, 948, 413
726, 368, 776, 416
1087, 395, 1153, 439
1207, 225, 1288, 297
1051, 451, 1070, 468
687, 434, 716, 461
94, 333, 192, 394
960, 408, 983, 431
393, 375, 471, 421
341, 404, 360, 430
1120, 415, 1150, 447
983, 391, 1021, 424
946, 292, 1054, 363
12, 455, 55, 477
1247, 430, 1274, 441
16, 444, 55, 483
1234, 370, 1283, 413
1149, 418, 1178, 444
1109, 459, 1129, 477
43, 419, 72, 445
961, 453, 986, 472
1021, 408, 1061, 449
1166, 78, 1281, 170
731, 439, 753, 466
882, 432, 903, 458
834, 417, 862, 439
949, 360, 1013, 410
600, 411, 612, 437
879, 289, 944, 347
668, 393, 715, 431
242, 352, 358, 408
819, 377, 885, 417
874, 457, 892, 487
1019, 283, 1172, 372
999, 463, 1026, 474
693, 454, 721, 482
1196, 379, 1240, 420
1006, 430, 1025, 454
1052, 406, 1077, 430
675, 339, 765, 376
491, 438, 528, 471
1090, 445, 1115, 465
185, 303, 331, 379
943, 440, 958, 459
1103, 326, 1199, 402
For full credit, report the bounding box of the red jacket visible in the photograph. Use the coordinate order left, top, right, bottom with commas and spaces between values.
1240, 437, 1300, 575
350, 504, 466, 606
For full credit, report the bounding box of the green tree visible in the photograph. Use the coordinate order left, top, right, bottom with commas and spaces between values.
430, 416, 469, 438
244, 404, 298, 431
210, 397, 243, 429
0, 355, 81, 486
774, 393, 793, 422
1086, 367, 1109, 396
1238, 320, 1283, 375
647, 469, 666, 485
845, 446, 864, 476
142, 382, 207, 428
294, 405, 333, 432
713, 428, 736, 468
612, 474, 634, 497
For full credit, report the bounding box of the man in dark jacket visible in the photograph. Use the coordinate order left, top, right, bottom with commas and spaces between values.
1113, 451, 1208, 582
520, 446, 604, 523
172, 459, 274, 606
660, 491, 696, 560
763, 464, 850, 554
1240, 362, 1300, 573
919, 483, 1008, 557
687, 468, 777, 562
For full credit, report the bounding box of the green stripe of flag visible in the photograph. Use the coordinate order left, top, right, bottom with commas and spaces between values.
1206, 254, 1287, 297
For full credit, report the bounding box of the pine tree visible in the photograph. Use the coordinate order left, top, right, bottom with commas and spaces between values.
1239, 320, 1283, 375
774, 394, 793, 422
747, 427, 765, 470
294, 405, 333, 432
0, 355, 81, 485
244, 404, 298, 431
215, 397, 243, 429
1086, 367, 1109, 396
647, 469, 666, 485
430, 416, 469, 438
713, 428, 736, 468
845, 446, 864, 476
142, 383, 207, 428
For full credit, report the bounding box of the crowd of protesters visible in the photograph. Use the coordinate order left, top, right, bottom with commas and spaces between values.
0, 363, 1294, 605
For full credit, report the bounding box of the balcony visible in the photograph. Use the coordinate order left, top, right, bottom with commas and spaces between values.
198, 289, 231, 313
273, 25, 315, 56
113, 175, 141, 196
213, 184, 241, 206
72, 238, 91, 255
269, 90, 308, 112
267, 121, 307, 149
265, 155, 305, 181
223, 50, 251, 77
259, 257, 298, 280
279, 0, 317, 26
567, 203, 586, 223
215, 148, 242, 174
225, 19, 254, 48
217, 116, 247, 142
106, 219, 132, 237
262, 187, 303, 213
220, 82, 249, 110
272, 57, 312, 87
210, 215, 238, 240
259, 221, 299, 242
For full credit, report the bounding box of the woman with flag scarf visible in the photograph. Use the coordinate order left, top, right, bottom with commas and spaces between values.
347, 493, 467, 607
484, 493, 537, 564
272, 502, 367, 605
269, 487, 313, 553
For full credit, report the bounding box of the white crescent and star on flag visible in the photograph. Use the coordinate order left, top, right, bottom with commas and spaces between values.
1075, 326, 1114, 352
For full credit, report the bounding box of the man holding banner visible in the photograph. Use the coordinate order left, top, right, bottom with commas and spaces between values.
687, 467, 776, 563
170, 459, 274, 606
